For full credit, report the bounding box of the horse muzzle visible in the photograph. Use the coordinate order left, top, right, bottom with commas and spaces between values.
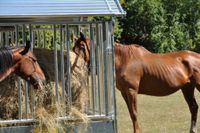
30, 74, 46, 89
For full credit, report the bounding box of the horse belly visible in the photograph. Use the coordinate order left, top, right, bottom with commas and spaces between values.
138, 75, 181, 96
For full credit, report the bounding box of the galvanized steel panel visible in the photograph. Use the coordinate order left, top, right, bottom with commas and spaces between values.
0, 0, 125, 18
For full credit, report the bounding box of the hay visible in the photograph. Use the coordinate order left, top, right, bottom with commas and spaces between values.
0, 75, 26, 119
33, 48, 88, 113
0, 48, 89, 131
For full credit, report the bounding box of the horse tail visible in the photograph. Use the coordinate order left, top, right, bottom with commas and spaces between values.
20, 41, 30, 55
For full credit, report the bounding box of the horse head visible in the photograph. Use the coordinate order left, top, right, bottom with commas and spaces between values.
72, 32, 91, 65
11, 42, 46, 89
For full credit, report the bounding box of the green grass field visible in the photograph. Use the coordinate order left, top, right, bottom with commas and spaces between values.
116, 89, 200, 133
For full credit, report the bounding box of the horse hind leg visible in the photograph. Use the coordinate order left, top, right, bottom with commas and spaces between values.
191, 68, 200, 92
181, 83, 198, 133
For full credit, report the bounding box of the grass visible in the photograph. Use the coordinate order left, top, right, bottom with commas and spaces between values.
116, 89, 200, 133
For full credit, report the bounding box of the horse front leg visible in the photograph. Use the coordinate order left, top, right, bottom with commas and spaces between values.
123, 88, 140, 133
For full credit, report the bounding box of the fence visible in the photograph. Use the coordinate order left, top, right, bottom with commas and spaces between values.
0, 21, 117, 133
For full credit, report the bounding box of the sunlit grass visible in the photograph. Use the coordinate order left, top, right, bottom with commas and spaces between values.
116, 89, 200, 133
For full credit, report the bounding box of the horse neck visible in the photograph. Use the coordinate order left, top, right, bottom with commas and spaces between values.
0, 47, 14, 81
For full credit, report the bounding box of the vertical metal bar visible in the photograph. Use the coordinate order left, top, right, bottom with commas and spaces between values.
24, 81, 29, 118
22, 24, 29, 118
11, 31, 14, 44
103, 22, 109, 116
66, 24, 71, 109
23, 25, 27, 118
63, 30, 66, 50
29, 24, 33, 50
15, 25, 19, 46
90, 24, 96, 114
32, 31, 35, 48
110, 19, 118, 133
22, 25, 26, 46
43, 30, 46, 48
5, 32, 9, 46
29, 24, 35, 117
53, 25, 59, 101
99, 24, 104, 115
37, 30, 41, 48
16, 25, 22, 119
96, 23, 102, 115
60, 25, 65, 102
106, 21, 113, 115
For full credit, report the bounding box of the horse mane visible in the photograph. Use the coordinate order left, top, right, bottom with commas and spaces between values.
114, 43, 151, 63
0, 47, 13, 73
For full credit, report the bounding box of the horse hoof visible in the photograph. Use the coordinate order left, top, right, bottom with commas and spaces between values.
190, 128, 197, 133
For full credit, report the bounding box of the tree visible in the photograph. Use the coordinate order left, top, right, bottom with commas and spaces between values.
118, 0, 200, 53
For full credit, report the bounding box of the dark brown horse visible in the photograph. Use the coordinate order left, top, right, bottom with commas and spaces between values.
0, 42, 45, 88
73, 32, 200, 133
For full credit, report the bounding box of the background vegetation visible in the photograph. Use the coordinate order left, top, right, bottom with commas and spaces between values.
116, 0, 200, 53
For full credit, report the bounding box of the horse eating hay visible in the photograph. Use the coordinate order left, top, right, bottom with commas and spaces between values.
73, 32, 200, 133
0, 48, 88, 130
33, 48, 88, 113
0, 42, 45, 88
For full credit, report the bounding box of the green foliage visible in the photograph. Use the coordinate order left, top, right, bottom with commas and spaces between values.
118, 0, 200, 52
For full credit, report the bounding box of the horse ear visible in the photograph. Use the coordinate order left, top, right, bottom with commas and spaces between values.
80, 32, 86, 41
20, 41, 30, 55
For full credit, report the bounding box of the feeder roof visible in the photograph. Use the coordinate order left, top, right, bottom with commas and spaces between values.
0, 0, 125, 23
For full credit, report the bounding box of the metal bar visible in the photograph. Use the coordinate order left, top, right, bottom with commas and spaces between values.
15, 25, 18, 46
96, 23, 101, 115
103, 22, 109, 116
60, 25, 65, 102
29, 24, 35, 117
110, 19, 118, 133
0, 119, 35, 125
5, 32, 9, 46
25, 81, 29, 118
0, 21, 108, 26
22, 25, 26, 45
0, 115, 113, 125
29, 24, 33, 50
90, 24, 96, 114
98, 24, 105, 115
11, 31, 14, 44
53, 24, 59, 101
66, 24, 72, 109
37, 30, 41, 47
16, 25, 22, 120
43, 30, 46, 48
63, 30, 66, 50
32, 31, 35, 48
22, 25, 30, 119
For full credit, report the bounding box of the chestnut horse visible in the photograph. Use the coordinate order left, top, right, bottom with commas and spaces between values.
0, 42, 45, 88
73, 32, 200, 133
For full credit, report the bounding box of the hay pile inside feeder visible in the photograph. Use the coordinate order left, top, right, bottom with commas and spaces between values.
0, 48, 89, 131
